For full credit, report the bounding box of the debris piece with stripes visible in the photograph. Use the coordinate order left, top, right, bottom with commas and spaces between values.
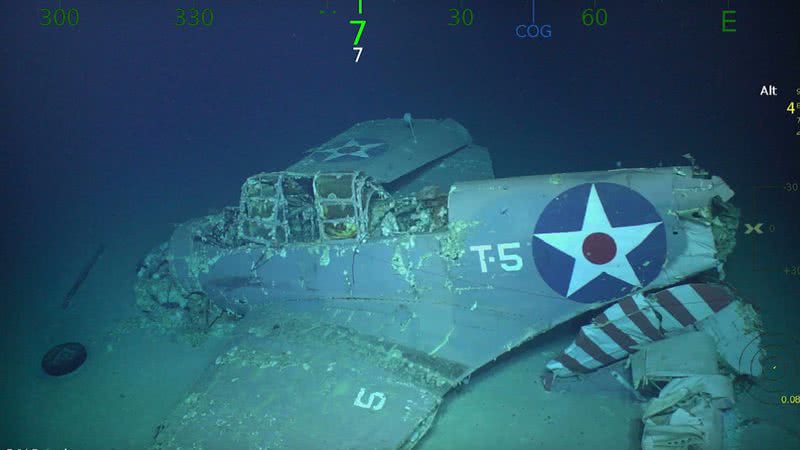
545, 283, 734, 377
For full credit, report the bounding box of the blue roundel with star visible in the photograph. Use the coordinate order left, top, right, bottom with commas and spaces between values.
531, 182, 666, 304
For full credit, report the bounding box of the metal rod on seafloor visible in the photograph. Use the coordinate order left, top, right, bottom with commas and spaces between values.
62, 244, 105, 309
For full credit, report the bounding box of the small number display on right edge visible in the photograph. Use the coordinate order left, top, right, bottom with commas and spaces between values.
780, 395, 800, 404
796, 88, 800, 136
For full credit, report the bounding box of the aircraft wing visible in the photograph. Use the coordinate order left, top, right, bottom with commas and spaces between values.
388, 143, 495, 195
145, 165, 738, 450
151, 308, 461, 450
287, 118, 472, 184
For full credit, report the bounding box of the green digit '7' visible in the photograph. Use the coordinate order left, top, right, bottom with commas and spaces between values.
350, 20, 366, 46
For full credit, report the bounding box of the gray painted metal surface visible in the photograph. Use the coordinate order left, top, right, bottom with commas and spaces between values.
287, 118, 472, 183
145, 120, 738, 449
152, 310, 457, 450
171, 167, 731, 370
389, 144, 495, 195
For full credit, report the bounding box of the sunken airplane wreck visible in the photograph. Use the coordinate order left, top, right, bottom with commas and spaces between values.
137, 116, 762, 449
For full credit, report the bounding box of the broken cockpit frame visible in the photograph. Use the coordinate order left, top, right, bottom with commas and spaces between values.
236, 172, 358, 244
237, 170, 449, 245
135, 170, 451, 335
238, 171, 391, 244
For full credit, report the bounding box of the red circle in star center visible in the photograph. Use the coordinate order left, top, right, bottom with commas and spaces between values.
582, 232, 617, 265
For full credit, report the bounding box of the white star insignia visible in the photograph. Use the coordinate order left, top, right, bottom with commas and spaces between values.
314, 139, 384, 162
533, 184, 662, 297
